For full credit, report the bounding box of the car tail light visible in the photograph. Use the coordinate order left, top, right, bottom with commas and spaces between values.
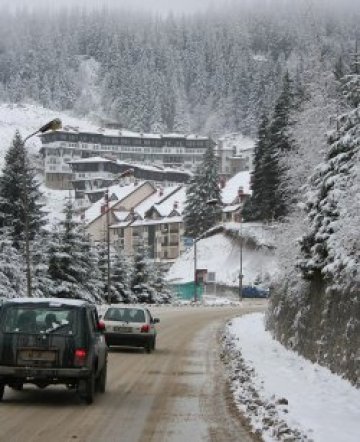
74, 348, 87, 367
140, 324, 150, 333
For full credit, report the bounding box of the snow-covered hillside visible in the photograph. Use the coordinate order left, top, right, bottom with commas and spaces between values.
0, 103, 101, 224
167, 224, 278, 287
0, 103, 98, 169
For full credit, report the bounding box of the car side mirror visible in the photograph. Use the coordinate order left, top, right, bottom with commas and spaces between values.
153, 318, 160, 324
97, 320, 106, 332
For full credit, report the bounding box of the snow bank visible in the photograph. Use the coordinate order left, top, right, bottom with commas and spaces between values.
223, 313, 360, 442
167, 228, 277, 286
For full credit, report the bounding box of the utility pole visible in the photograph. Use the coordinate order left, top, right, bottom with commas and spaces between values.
105, 189, 111, 305
193, 238, 197, 302
239, 217, 243, 302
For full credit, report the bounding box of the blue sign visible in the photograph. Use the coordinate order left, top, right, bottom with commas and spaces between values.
183, 237, 194, 248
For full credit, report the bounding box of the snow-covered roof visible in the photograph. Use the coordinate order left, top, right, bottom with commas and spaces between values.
222, 171, 251, 205
7, 297, 89, 306
68, 156, 114, 164
109, 221, 132, 229
113, 210, 130, 222
133, 186, 177, 218
130, 216, 183, 227
152, 186, 187, 217
222, 204, 241, 213
50, 126, 210, 142
83, 181, 153, 225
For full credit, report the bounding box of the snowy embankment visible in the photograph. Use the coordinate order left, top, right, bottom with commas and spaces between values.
222, 313, 360, 442
167, 226, 277, 287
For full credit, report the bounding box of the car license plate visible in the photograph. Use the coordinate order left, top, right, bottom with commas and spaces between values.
19, 349, 56, 362
113, 326, 132, 333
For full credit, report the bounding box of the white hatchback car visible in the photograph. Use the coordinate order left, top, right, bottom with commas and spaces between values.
102, 305, 159, 353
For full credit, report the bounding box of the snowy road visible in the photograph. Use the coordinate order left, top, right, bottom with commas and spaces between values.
0, 302, 265, 442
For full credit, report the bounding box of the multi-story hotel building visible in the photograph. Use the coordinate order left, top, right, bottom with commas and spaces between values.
40, 127, 214, 190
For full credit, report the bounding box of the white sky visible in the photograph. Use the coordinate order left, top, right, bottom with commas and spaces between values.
0, 0, 233, 15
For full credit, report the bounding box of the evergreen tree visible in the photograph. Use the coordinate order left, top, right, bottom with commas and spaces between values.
0, 228, 26, 298
299, 67, 360, 282
242, 114, 270, 221
47, 200, 103, 302
183, 145, 222, 238
131, 244, 155, 304
265, 72, 295, 220
0, 131, 45, 250
31, 232, 54, 298
111, 247, 135, 303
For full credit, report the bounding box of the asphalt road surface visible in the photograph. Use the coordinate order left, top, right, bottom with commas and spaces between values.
0, 302, 266, 442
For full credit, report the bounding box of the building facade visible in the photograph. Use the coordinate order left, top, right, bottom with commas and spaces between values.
216, 133, 255, 177
40, 127, 214, 190
68, 156, 191, 211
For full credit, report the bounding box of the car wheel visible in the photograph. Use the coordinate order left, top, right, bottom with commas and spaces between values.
79, 372, 95, 405
0, 383, 4, 401
96, 362, 107, 394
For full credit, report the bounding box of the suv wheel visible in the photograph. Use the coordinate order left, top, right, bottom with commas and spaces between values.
0, 383, 4, 401
96, 363, 107, 394
79, 372, 95, 405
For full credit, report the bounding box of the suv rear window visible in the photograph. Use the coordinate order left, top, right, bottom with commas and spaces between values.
104, 308, 146, 323
2, 306, 77, 336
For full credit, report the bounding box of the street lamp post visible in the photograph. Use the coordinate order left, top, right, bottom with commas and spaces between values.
22, 119, 62, 297
239, 217, 243, 302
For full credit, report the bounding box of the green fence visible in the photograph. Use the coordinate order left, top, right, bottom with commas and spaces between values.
171, 282, 203, 301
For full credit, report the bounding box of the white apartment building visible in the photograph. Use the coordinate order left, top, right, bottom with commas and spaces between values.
216, 133, 255, 176
40, 126, 214, 190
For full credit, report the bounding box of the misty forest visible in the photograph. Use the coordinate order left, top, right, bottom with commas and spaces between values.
0, 1, 357, 136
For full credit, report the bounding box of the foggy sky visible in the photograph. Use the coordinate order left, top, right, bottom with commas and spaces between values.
0, 0, 228, 15
0, 0, 359, 16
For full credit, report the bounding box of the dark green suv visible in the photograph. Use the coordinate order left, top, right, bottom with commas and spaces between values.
0, 298, 108, 404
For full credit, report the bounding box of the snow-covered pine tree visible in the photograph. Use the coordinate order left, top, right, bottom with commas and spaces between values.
131, 243, 155, 304
242, 114, 270, 221
47, 200, 103, 302
31, 232, 54, 298
299, 65, 360, 286
265, 72, 296, 220
183, 144, 222, 238
0, 131, 46, 250
149, 265, 173, 304
111, 246, 135, 304
0, 228, 26, 298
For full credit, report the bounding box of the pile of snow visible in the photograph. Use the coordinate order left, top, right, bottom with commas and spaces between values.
167, 227, 277, 287
222, 313, 360, 442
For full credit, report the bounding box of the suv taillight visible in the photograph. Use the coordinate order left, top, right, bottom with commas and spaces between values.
74, 348, 87, 367
140, 324, 150, 333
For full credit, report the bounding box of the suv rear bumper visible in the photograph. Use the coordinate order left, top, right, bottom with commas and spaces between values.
0, 365, 91, 381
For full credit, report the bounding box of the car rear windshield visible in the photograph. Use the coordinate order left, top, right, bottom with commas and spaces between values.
2, 305, 78, 336
104, 308, 146, 323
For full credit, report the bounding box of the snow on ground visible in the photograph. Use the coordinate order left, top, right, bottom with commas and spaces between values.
40, 184, 75, 227
223, 313, 360, 442
0, 102, 98, 168
167, 227, 277, 287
